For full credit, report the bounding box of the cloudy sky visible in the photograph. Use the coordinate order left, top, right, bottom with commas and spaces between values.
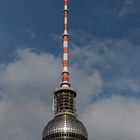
0, 0, 140, 140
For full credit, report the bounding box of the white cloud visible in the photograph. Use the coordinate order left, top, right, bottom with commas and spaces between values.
106, 78, 140, 93
71, 68, 103, 111
0, 48, 102, 140
119, 0, 136, 17
70, 37, 140, 95
0, 49, 60, 140
70, 38, 132, 71
81, 96, 140, 140
0, 36, 139, 140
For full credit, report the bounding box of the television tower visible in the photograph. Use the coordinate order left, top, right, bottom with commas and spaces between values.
42, 0, 88, 139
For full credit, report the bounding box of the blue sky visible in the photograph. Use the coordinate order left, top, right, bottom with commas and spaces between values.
0, 0, 140, 140
0, 0, 139, 59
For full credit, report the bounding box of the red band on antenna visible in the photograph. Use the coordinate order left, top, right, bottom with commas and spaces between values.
64, 0, 68, 5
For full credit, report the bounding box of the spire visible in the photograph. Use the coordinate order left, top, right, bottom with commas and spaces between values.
62, 0, 70, 87
52, 0, 76, 117
42, 1, 88, 139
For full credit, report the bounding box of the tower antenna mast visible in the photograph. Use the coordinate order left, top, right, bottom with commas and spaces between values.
42, 1, 88, 139
62, 0, 70, 87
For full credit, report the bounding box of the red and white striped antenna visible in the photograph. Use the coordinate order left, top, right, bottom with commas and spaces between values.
61, 0, 70, 87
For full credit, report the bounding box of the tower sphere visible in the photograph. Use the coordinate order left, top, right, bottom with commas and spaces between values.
43, 115, 88, 140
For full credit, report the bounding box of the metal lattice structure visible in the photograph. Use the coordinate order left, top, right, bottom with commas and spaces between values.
54, 87, 76, 116
42, 0, 88, 140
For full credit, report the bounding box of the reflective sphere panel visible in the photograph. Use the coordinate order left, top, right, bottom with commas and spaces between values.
43, 115, 88, 140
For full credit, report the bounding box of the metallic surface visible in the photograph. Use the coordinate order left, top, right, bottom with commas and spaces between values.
43, 115, 88, 140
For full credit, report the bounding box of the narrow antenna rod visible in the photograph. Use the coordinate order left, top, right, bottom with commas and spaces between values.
61, 0, 70, 87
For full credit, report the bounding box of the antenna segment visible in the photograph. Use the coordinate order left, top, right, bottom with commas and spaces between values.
62, 0, 70, 87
